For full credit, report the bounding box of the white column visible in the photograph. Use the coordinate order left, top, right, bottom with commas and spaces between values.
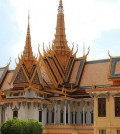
64, 102, 66, 125
42, 108, 47, 126
83, 102, 85, 125
48, 110, 51, 123
68, 104, 70, 124
73, 111, 75, 124
57, 105, 60, 123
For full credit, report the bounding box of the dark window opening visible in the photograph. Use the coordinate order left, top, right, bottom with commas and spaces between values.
39, 111, 42, 122
91, 111, 94, 124
71, 112, 73, 124
75, 112, 77, 124
117, 130, 120, 134
60, 110, 63, 123
66, 110, 68, 124
98, 98, 106, 117
52, 111, 54, 123
81, 111, 83, 124
99, 129, 106, 134
115, 97, 120, 117
46, 110, 49, 123
13, 111, 18, 118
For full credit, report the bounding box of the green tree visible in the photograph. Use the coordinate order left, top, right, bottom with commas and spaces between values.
1, 118, 43, 134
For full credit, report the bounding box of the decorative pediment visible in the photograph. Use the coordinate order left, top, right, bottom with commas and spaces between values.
32, 71, 40, 85
23, 63, 36, 79
13, 67, 28, 84
97, 92, 110, 99
112, 93, 120, 97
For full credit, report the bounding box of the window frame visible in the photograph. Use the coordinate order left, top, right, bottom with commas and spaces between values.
98, 98, 106, 117
114, 97, 120, 117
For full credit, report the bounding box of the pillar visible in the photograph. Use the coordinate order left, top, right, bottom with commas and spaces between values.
83, 102, 85, 125
68, 104, 70, 124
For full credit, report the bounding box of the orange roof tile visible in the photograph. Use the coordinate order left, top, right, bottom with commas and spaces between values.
70, 61, 81, 83
1, 71, 13, 90
80, 61, 112, 86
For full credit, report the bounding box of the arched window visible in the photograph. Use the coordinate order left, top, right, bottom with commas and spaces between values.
51, 110, 54, 123
66, 110, 68, 124
39, 111, 42, 122
81, 111, 83, 124
60, 110, 63, 123
98, 98, 106, 117
71, 112, 73, 124
75, 112, 77, 124
46, 110, 49, 123
13, 110, 18, 118
91, 111, 94, 124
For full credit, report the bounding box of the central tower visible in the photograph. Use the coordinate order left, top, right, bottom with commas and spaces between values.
52, 0, 73, 71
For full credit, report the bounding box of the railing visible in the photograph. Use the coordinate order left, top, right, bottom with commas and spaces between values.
45, 123, 93, 129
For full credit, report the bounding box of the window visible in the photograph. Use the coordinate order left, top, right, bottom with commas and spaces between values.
60, 110, 63, 123
115, 97, 120, 117
66, 110, 68, 124
13, 110, 18, 118
71, 112, 73, 124
51, 111, 54, 123
81, 111, 83, 124
91, 111, 94, 124
99, 130, 106, 134
98, 98, 106, 117
117, 130, 120, 134
75, 112, 77, 124
39, 111, 42, 122
46, 110, 49, 123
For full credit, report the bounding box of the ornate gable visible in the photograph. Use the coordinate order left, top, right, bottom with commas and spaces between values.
23, 63, 36, 79
13, 67, 28, 84
32, 71, 40, 85
9, 15, 44, 91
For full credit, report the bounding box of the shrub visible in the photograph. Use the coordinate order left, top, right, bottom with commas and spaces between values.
1, 118, 43, 134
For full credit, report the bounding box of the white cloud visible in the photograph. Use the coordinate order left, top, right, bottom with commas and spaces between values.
9, 0, 120, 63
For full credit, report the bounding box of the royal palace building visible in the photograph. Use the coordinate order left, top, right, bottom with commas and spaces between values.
0, 0, 120, 134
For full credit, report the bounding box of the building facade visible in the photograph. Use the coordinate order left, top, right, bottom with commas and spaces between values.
0, 0, 120, 134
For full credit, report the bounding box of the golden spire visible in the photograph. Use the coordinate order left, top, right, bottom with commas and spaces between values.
53, 0, 69, 51
23, 13, 34, 60
59, 0, 63, 8
51, 0, 73, 72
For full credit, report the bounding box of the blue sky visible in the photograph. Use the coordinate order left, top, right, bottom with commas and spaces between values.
1, 0, 120, 69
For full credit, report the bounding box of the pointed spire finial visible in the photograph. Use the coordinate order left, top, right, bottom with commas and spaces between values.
59, 0, 63, 7
22, 12, 34, 60
27, 11, 30, 34
58, 0, 64, 13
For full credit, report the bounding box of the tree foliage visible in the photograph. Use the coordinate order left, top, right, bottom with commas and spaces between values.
1, 118, 43, 134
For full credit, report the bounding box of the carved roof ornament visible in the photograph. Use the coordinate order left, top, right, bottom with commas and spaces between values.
85, 46, 90, 58
108, 50, 112, 58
